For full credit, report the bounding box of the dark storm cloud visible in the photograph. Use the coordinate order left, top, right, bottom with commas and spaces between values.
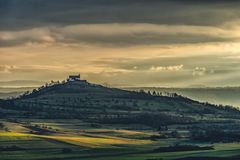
1, 0, 240, 47
2, 23, 238, 47
1, 0, 240, 31
65, 33, 232, 47
0, 32, 232, 47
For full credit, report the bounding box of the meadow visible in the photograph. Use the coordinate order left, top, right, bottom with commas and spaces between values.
1, 119, 240, 160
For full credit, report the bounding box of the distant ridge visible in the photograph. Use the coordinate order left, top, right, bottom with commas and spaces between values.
126, 87, 240, 108
0, 80, 44, 88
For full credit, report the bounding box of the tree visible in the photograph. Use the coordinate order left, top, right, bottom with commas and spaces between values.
152, 91, 157, 96
4, 127, 9, 132
0, 122, 4, 129
62, 148, 73, 153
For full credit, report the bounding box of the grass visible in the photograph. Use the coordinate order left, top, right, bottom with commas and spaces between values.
41, 134, 152, 148
0, 132, 33, 141
1, 119, 240, 160
0, 131, 151, 148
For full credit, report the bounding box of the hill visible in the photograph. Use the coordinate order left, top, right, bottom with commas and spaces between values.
0, 87, 37, 99
1, 78, 240, 129
1, 78, 240, 160
126, 87, 240, 108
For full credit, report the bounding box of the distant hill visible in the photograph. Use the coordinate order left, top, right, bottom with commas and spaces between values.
126, 87, 240, 108
0, 87, 36, 99
0, 92, 23, 99
0, 87, 36, 93
0, 80, 44, 87
0, 79, 240, 129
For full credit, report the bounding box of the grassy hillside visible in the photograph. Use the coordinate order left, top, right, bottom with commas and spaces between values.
126, 87, 240, 108
1, 80, 240, 124
1, 80, 240, 159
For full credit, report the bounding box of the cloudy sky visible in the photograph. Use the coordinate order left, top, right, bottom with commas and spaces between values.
1, 0, 240, 87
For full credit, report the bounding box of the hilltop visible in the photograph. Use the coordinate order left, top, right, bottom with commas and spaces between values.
0, 76, 240, 129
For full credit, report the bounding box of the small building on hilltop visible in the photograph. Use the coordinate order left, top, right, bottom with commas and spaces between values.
68, 74, 81, 81
67, 74, 88, 85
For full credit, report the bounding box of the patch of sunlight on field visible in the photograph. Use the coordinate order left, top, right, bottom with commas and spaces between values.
83, 129, 156, 140
0, 130, 152, 148
89, 129, 153, 135
117, 129, 152, 135
0, 132, 34, 140
41, 134, 152, 148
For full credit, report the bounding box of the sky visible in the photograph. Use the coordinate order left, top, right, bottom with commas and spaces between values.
1, 0, 240, 87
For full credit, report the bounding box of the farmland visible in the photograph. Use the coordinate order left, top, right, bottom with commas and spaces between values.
1, 119, 240, 160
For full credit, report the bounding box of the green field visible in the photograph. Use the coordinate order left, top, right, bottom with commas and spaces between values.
0, 119, 240, 160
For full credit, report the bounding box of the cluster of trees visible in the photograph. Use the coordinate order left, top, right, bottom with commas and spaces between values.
0, 145, 25, 151
99, 113, 194, 128
61, 148, 73, 154
191, 129, 240, 142
0, 122, 4, 129
138, 89, 183, 98
153, 144, 214, 153
0, 122, 9, 131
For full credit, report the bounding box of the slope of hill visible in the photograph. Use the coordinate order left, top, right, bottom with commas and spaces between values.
1, 79, 240, 160
0, 87, 36, 99
0, 92, 23, 99
126, 87, 240, 108
0, 79, 240, 129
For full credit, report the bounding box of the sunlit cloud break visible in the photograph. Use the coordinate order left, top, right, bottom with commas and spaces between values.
150, 65, 183, 72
